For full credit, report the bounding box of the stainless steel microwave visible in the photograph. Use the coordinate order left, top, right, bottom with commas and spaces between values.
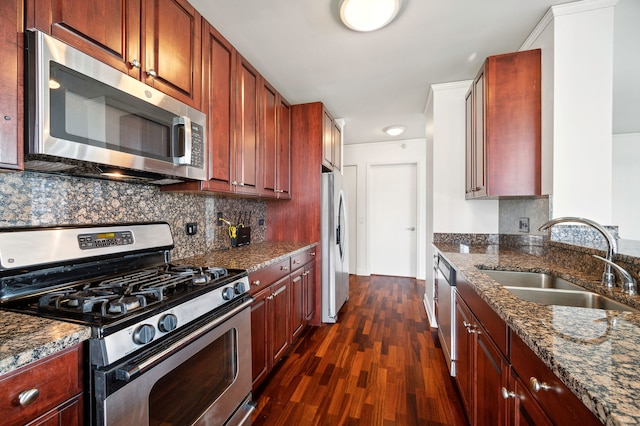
25, 30, 207, 184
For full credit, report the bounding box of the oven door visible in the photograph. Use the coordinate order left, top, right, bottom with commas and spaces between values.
94, 297, 254, 426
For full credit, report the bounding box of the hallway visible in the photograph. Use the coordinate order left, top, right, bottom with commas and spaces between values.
251, 274, 467, 425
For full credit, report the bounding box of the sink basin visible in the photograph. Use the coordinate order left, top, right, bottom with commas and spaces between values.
482, 270, 584, 291
504, 287, 638, 312
481, 269, 638, 312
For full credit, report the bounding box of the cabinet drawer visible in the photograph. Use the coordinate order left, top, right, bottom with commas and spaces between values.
510, 331, 600, 425
249, 257, 291, 295
291, 247, 317, 270
0, 345, 83, 426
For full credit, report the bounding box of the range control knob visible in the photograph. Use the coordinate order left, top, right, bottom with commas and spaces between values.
222, 287, 236, 300
132, 324, 156, 345
158, 314, 178, 332
234, 282, 246, 294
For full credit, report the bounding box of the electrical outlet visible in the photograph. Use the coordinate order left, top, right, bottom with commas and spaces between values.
216, 212, 223, 226
186, 222, 198, 235
518, 217, 530, 233
258, 218, 265, 226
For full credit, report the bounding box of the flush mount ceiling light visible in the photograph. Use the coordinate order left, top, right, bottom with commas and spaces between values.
339, 0, 402, 32
384, 125, 406, 136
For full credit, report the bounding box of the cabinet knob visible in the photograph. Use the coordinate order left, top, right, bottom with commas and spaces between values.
281, 266, 289, 271
130, 59, 141, 68
16, 388, 40, 406
267, 295, 274, 300
529, 377, 551, 393
500, 387, 516, 400
147, 69, 157, 78
310, 252, 316, 256
252, 280, 261, 286
238, 182, 245, 187
231, 181, 238, 186
294, 260, 301, 264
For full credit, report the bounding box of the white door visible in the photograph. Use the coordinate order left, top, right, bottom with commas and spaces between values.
369, 163, 417, 277
343, 165, 357, 275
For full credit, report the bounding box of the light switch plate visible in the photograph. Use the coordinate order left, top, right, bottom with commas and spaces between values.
518, 217, 530, 233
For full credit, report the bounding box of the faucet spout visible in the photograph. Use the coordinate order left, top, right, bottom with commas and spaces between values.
538, 216, 618, 288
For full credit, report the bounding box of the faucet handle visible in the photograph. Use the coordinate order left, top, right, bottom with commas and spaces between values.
593, 255, 638, 296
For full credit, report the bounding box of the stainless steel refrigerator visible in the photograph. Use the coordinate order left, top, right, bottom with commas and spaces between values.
321, 171, 349, 323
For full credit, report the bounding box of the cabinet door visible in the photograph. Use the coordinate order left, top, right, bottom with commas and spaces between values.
473, 69, 487, 198
454, 294, 473, 418
304, 261, 316, 321
464, 89, 473, 198
28, 0, 141, 77
332, 122, 341, 171
235, 56, 260, 195
201, 23, 235, 193
510, 373, 553, 426
276, 97, 291, 199
261, 80, 278, 198
322, 108, 333, 169
143, 0, 201, 107
0, 0, 23, 170
269, 276, 290, 365
290, 268, 305, 342
251, 287, 270, 388
475, 324, 508, 426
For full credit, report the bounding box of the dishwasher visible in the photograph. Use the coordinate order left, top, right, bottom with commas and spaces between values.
434, 254, 456, 376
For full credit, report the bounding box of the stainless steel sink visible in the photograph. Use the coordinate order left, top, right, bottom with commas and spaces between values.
504, 287, 638, 312
482, 270, 584, 291
481, 269, 638, 312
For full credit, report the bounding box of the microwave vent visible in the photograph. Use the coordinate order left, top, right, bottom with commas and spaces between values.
24, 160, 77, 172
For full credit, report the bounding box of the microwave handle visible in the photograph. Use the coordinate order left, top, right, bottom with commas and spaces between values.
172, 116, 192, 165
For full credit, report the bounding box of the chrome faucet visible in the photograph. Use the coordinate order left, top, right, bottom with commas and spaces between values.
593, 255, 638, 296
538, 217, 618, 288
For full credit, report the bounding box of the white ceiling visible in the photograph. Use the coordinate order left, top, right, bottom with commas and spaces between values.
189, 0, 639, 144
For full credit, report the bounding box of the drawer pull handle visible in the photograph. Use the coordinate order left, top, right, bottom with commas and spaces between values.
530, 377, 551, 393
281, 266, 289, 271
17, 388, 40, 406
294, 260, 301, 264
310, 252, 316, 256
500, 387, 516, 399
252, 280, 261, 286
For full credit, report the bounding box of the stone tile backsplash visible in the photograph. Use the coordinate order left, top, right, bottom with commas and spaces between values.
0, 172, 266, 260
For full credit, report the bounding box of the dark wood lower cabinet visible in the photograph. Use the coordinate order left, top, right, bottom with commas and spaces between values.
451, 264, 601, 426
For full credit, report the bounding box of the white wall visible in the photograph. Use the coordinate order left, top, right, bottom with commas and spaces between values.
423, 81, 500, 326
522, 0, 616, 223
343, 139, 427, 279
430, 82, 499, 234
613, 132, 640, 239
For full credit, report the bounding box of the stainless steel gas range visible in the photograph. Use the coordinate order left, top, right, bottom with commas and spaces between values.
0, 222, 255, 426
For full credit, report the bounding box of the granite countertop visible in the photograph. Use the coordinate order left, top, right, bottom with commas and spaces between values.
0, 311, 91, 376
0, 241, 315, 378
175, 241, 317, 273
434, 243, 640, 425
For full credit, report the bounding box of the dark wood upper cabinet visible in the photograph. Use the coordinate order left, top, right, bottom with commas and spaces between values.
260, 79, 291, 199
143, 0, 201, 106
0, 0, 23, 171
234, 55, 260, 195
201, 22, 235, 192
466, 49, 541, 199
27, 0, 201, 108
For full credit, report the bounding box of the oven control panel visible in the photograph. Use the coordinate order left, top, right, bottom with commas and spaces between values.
78, 231, 134, 250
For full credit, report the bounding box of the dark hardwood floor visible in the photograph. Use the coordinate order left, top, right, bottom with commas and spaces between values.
251, 274, 468, 425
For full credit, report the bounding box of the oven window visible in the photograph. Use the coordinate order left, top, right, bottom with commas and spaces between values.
148, 329, 238, 425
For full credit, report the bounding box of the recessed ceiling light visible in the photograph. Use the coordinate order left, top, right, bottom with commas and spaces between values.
339, 0, 402, 32
384, 125, 406, 136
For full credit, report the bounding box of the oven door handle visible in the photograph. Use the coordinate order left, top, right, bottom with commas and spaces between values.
116, 297, 253, 382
